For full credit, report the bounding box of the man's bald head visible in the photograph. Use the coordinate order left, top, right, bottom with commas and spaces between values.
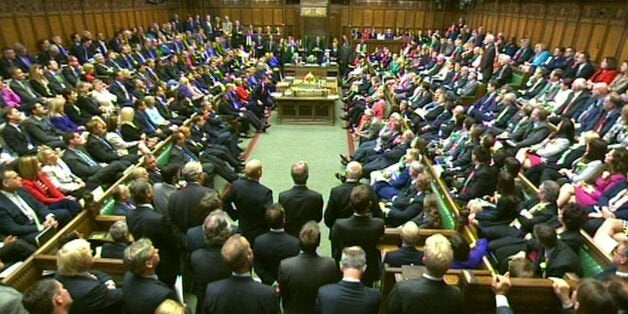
345, 161, 363, 180
291, 161, 309, 185
245, 159, 263, 179
221, 235, 253, 273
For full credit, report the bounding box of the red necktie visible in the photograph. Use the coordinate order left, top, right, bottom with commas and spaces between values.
595, 115, 608, 133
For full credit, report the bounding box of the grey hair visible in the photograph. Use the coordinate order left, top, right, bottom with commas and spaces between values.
202, 210, 232, 247
540, 180, 560, 202
182, 161, 203, 182
109, 220, 129, 243
340, 246, 367, 270
124, 238, 154, 275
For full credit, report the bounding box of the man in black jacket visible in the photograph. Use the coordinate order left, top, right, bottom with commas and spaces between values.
278, 161, 324, 237
383, 221, 424, 267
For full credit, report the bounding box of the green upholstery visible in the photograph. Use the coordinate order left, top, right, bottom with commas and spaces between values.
156, 144, 173, 168
431, 182, 456, 230
579, 246, 605, 278
100, 199, 116, 215
509, 71, 528, 89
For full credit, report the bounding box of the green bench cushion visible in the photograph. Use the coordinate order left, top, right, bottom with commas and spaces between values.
156, 144, 173, 168
509, 73, 526, 89
100, 199, 116, 215
431, 182, 456, 230
579, 245, 605, 278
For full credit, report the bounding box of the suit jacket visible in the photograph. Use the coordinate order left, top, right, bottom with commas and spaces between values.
8, 79, 40, 105
101, 242, 127, 259
493, 64, 513, 86
223, 178, 273, 243
62, 148, 102, 179
278, 253, 340, 314
316, 280, 381, 314
383, 246, 424, 268
535, 241, 583, 278
331, 215, 385, 286
553, 90, 590, 119
122, 272, 178, 314
458, 164, 497, 201
514, 121, 552, 148
479, 44, 496, 82
167, 183, 215, 242
190, 245, 231, 314
54, 271, 123, 314
186, 225, 205, 253
1, 123, 37, 156
0, 189, 54, 242
22, 116, 63, 147
85, 134, 121, 163
386, 276, 462, 314
324, 181, 383, 229
203, 275, 280, 314
126, 205, 180, 287
62, 66, 82, 87
253, 231, 300, 285
279, 186, 324, 237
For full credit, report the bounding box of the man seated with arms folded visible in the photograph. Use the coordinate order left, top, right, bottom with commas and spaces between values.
316, 246, 381, 314
0, 168, 70, 246
383, 221, 424, 267
122, 238, 183, 314
454, 146, 498, 202
203, 234, 280, 314
386, 233, 461, 314
22, 278, 73, 314
54, 238, 124, 314
61, 132, 128, 186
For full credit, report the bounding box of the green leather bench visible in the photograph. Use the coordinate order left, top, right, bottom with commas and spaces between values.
156, 144, 173, 168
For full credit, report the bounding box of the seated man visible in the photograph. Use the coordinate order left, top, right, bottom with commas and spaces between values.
0, 169, 69, 246
383, 221, 424, 267
533, 223, 582, 278
61, 132, 128, 186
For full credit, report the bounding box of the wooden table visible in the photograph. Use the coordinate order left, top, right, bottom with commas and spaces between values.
283, 64, 339, 78
275, 96, 338, 125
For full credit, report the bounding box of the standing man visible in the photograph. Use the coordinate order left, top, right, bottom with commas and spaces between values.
278, 221, 339, 314
203, 235, 280, 314
315, 246, 381, 314
223, 159, 273, 244
279, 161, 324, 237
330, 185, 385, 287
22, 279, 73, 314
386, 234, 462, 314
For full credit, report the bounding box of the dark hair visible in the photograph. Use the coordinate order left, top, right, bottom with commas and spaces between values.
534, 223, 557, 249
492, 149, 509, 170
129, 179, 153, 204
299, 221, 321, 253
576, 279, 618, 314
472, 146, 491, 163
609, 148, 628, 174
349, 185, 372, 215
161, 164, 181, 185
508, 258, 536, 278
22, 279, 58, 314
584, 138, 608, 162
552, 118, 575, 144
603, 57, 618, 70
497, 171, 518, 202
561, 203, 588, 231
62, 132, 77, 145
449, 233, 470, 262
502, 157, 521, 177
198, 193, 222, 219
265, 203, 285, 229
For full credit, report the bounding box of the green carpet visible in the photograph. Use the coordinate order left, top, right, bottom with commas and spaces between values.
247, 103, 348, 257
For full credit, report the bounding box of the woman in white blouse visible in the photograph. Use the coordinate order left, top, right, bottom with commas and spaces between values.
90, 79, 117, 115
37, 147, 90, 198
104, 114, 151, 156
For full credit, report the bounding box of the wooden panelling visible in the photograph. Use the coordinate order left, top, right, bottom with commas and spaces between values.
465, 1, 627, 62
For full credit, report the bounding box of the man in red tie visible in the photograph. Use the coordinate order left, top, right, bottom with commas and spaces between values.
594, 92, 623, 136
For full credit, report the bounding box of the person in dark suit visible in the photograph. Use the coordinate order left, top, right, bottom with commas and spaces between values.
253, 204, 300, 285
278, 161, 324, 237
0, 169, 68, 246
551, 78, 591, 121
1, 107, 38, 156
61, 132, 127, 186
190, 210, 232, 314
122, 238, 181, 314
278, 221, 339, 314
383, 221, 424, 267
0, 233, 37, 264
457, 147, 497, 202
564, 52, 595, 80
168, 161, 216, 241
492, 55, 513, 86
8, 67, 44, 107
169, 131, 216, 187
479, 34, 497, 83
101, 221, 129, 259
386, 233, 462, 314
84, 119, 138, 164
533, 223, 582, 278
509, 107, 553, 149
203, 234, 280, 314
315, 246, 381, 314
223, 159, 273, 244
126, 179, 180, 288
21, 278, 74, 314
324, 162, 383, 231
22, 103, 65, 149
331, 185, 385, 287
54, 239, 123, 314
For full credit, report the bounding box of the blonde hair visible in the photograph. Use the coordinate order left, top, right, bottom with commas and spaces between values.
154, 299, 186, 314
57, 239, 93, 276
400, 221, 420, 246
423, 234, 454, 277
119, 107, 135, 124
37, 147, 56, 165
17, 155, 40, 180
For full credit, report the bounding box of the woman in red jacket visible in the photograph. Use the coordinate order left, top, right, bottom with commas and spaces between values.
17, 156, 82, 217
589, 57, 619, 85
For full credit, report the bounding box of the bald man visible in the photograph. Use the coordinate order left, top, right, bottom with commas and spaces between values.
223, 159, 273, 244
278, 161, 324, 237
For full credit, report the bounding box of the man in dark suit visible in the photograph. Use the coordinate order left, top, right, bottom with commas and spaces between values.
23, 103, 65, 149
386, 234, 462, 314
551, 78, 590, 122
223, 159, 273, 244
564, 52, 595, 80
479, 34, 497, 83
278, 221, 339, 314
492, 55, 513, 86
315, 246, 381, 314
168, 161, 216, 242
190, 210, 232, 314
1, 107, 38, 156
0, 233, 37, 264
101, 220, 129, 259
253, 204, 300, 285
8, 67, 43, 108
203, 234, 280, 314
169, 131, 216, 187
383, 221, 424, 267
54, 238, 124, 314
122, 238, 181, 314
0, 169, 69, 246
278, 161, 324, 237
331, 185, 385, 287
457, 147, 497, 202
62, 56, 83, 87
508, 107, 552, 149
84, 119, 138, 164
592, 92, 622, 137
324, 162, 383, 231
61, 132, 127, 186
533, 223, 582, 278
126, 179, 180, 288
22, 279, 74, 314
